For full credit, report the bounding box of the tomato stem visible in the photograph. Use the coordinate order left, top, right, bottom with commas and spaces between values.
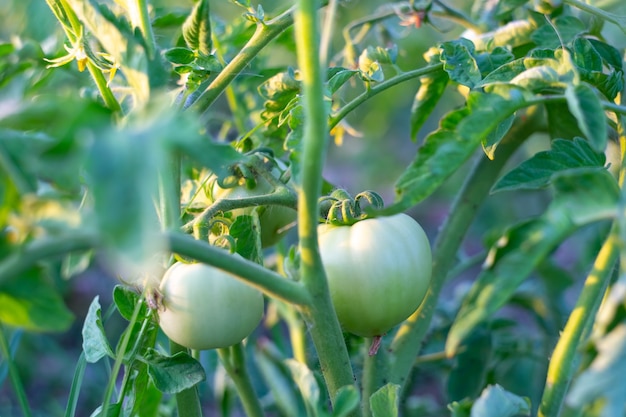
218, 344, 265, 417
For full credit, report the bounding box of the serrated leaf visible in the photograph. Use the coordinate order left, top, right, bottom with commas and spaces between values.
230, 213, 262, 264
471, 385, 530, 417
370, 383, 400, 417
164, 47, 195, 65
410, 69, 449, 140
475, 46, 514, 75
333, 385, 360, 417
183, 0, 211, 55
530, 16, 586, 49
440, 38, 481, 88
492, 137, 606, 193
145, 350, 206, 394
286, 359, 320, 415
384, 90, 529, 214
447, 168, 619, 354
0, 267, 74, 332
82, 296, 114, 363
565, 83, 607, 151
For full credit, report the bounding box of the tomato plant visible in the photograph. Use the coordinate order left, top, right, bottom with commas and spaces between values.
318, 213, 431, 338
2, 0, 626, 416
158, 261, 264, 350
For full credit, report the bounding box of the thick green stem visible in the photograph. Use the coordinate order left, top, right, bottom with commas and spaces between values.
167, 232, 311, 305
538, 227, 619, 417
218, 344, 264, 417
190, 8, 295, 114
132, 0, 157, 59
86, 61, 122, 112
387, 108, 543, 389
361, 339, 389, 417
294, 0, 357, 406
0, 326, 33, 417
328, 64, 443, 129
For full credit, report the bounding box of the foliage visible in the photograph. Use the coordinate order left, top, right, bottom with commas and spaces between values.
1, 0, 626, 416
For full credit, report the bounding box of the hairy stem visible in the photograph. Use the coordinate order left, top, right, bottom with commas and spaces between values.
218, 344, 264, 417
294, 0, 357, 406
538, 227, 619, 417
387, 108, 543, 389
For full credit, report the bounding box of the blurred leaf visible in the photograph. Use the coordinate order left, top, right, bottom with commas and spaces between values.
587, 39, 623, 72
448, 398, 472, 417
61, 250, 92, 279
358, 46, 395, 83
572, 37, 603, 72
82, 296, 113, 363
410, 68, 449, 140
471, 384, 530, 417
0, 267, 74, 332
440, 38, 481, 88
256, 347, 303, 416
447, 168, 619, 354
333, 385, 360, 417
145, 350, 206, 394
183, 0, 211, 55
286, 359, 321, 416
530, 16, 586, 49
492, 137, 606, 193
129, 364, 162, 417
545, 101, 585, 140
89, 402, 122, 417
565, 83, 608, 151
327, 68, 359, 94
370, 383, 400, 417
164, 47, 195, 65
113, 285, 144, 321
447, 327, 492, 402
567, 324, 626, 416
475, 47, 515, 75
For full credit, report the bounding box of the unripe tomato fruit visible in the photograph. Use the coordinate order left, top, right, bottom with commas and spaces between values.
318, 213, 432, 337
158, 261, 264, 350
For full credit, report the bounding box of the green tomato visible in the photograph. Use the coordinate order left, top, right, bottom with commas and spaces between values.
158, 261, 264, 350
318, 213, 432, 337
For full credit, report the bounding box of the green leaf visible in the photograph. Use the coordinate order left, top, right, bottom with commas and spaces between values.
587, 39, 624, 72
286, 359, 320, 416
545, 101, 585, 141
327, 68, 359, 94
183, 0, 211, 55
482, 113, 514, 159
410, 69, 449, 140
447, 327, 492, 402
82, 296, 113, 363
471, 385, 530, 417
113, 285, 144, 321
439, 38, 481, 88
333, 385, 360, 417
230, 213, 262, 264
0, 267, 74, 332
164, 47, 195, 65
447, 168, 619, 354
145, 350, 206, 394
475, 47, 514, 75
573, 37, 603, 72
385, 90, 529, 214
492, 138, 606, 193
565, 83, 608, 151
370, 383, 400, 417
530, 16, 586, 49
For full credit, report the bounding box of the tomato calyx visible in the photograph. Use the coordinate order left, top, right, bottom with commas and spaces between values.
319, 189, 385, 226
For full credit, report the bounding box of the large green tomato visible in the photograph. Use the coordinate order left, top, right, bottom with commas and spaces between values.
158, 261, 264, 350
318, 213, 432, 337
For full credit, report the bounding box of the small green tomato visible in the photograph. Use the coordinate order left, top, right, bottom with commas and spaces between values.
318, 213, 432, 337
158, 261, 264, 350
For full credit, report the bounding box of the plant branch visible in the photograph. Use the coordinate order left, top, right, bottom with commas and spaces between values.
218, 344, 264, 417
294, 0, 357, 406
538, 226, 619, 417
166, 232, 311, 306
169, 341, 203, 417
329, 64, 443, 129
387, 107, 543, 390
